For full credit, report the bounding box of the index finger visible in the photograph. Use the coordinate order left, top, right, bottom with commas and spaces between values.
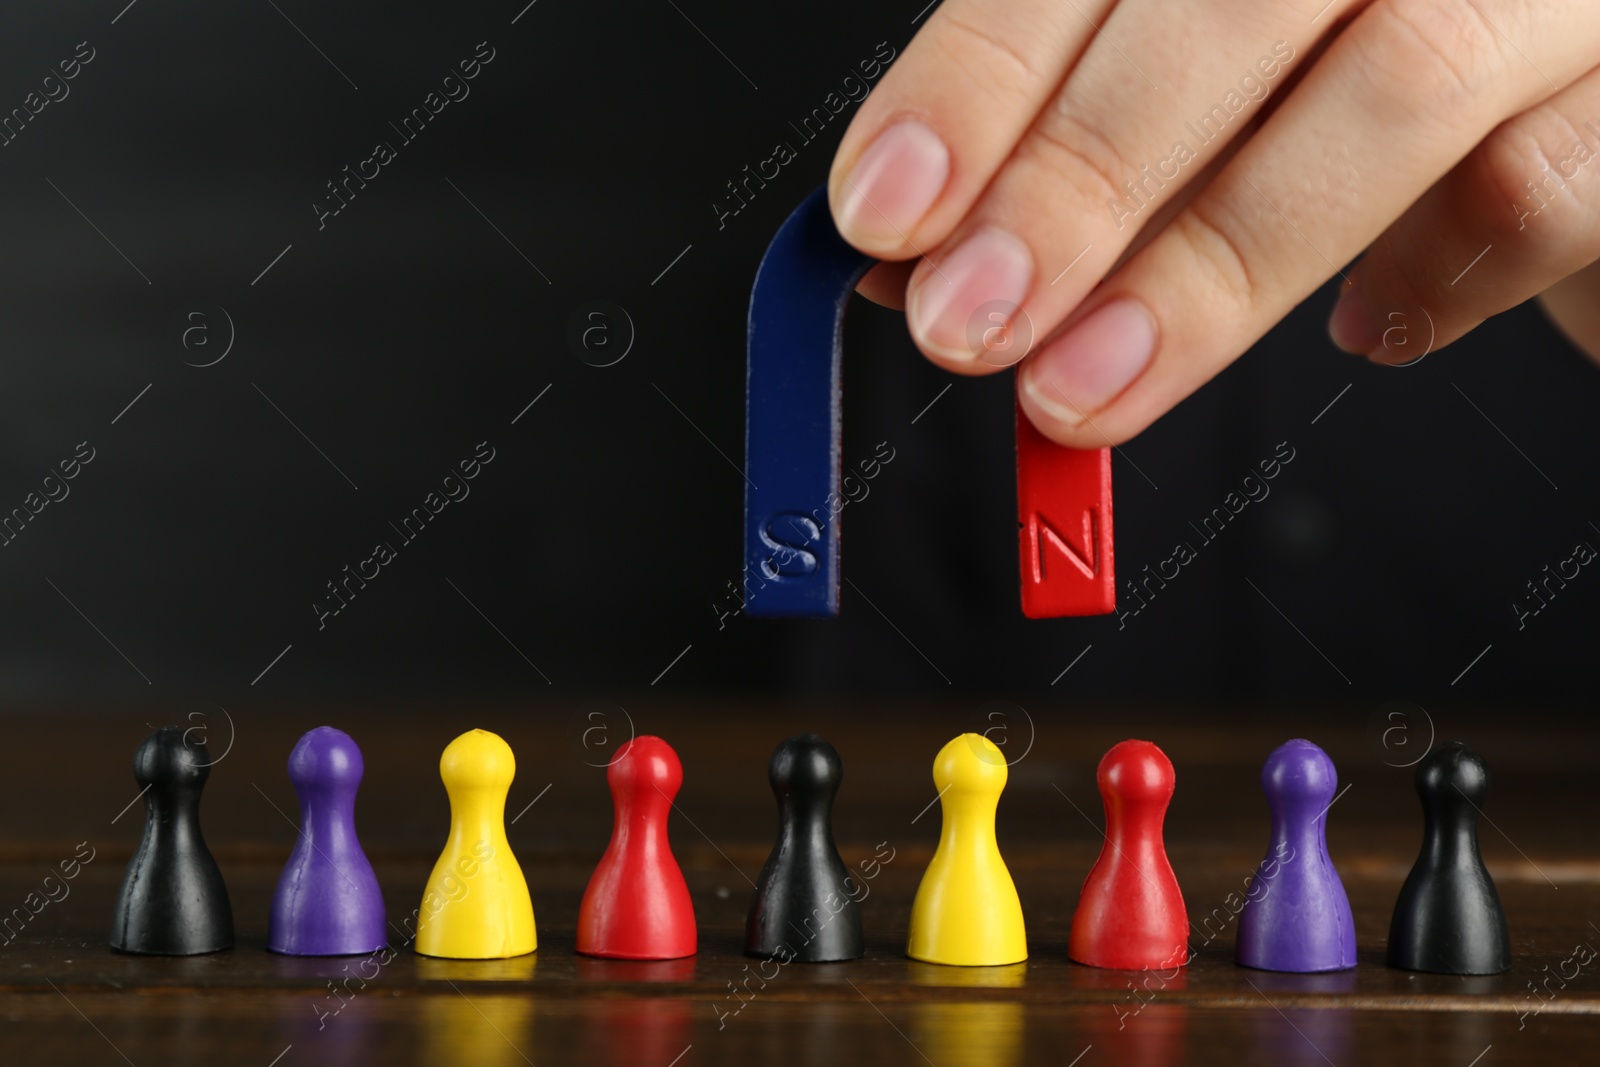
828, 0, 1111, 259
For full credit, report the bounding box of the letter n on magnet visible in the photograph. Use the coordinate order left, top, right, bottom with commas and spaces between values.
1016, 401, 1115, 617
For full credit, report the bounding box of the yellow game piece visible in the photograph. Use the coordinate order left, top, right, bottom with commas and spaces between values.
414, 729, 537, 959
906, 733, 1027, 966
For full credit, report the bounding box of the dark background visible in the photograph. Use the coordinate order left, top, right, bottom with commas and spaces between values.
1, 0, 1595, 720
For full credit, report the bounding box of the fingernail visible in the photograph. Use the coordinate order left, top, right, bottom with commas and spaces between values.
836, 120, 950, 252
1022, 299, 1156, 428
1328, 279, 1381, 355
908, 227, 1034, 362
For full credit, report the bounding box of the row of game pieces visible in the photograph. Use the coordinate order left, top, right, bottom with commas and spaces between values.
107, 725, 1511, 975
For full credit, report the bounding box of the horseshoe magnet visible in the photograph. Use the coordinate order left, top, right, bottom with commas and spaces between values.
744, 186, 1114, 619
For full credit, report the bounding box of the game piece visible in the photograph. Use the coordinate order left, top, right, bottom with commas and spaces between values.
268, 726, 386, 956
1068, 739, 1187, 970
1016, 401, 1115, 616
1236, 739, 1356, 972
1387, 741, 1511, 975
745, 734, 864, 962
109, 726, 233, 955
907, 733, 1027, 966
578, 735, 697, 959
744, 184, 1116, 620
413, 729, 536, 959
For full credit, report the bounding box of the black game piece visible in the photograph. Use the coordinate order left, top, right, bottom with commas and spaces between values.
1387, 741, 1511, 975
745, 735, 864, 962
110, 726, 234, 955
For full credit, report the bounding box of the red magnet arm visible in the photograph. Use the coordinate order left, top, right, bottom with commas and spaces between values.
1016, 400, 1115, 617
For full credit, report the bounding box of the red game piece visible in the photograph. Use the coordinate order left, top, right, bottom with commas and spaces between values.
1016, 400, 1115, 617
577, 736, 697, 960
1068, 739, 1188, 970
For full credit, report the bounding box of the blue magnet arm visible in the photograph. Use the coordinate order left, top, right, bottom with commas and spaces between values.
744, 185, 875, 618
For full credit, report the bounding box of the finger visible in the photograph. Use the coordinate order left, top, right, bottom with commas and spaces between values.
856, 260, 915, 310
901, 0, 1353, 371
828, 0, 1115, 259
1017, 0, 1600, 446
855, 142, 1238, 318
1330, 63, 1600, 363
1538, 259, 1600, 364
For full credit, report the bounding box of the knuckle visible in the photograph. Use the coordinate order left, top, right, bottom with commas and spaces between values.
1023, 109, 1143, 212
934, 13, 1052, 96
1172, 199, 1260, 314
1476, 109, 1600, 248
1357, 0, 1508, 117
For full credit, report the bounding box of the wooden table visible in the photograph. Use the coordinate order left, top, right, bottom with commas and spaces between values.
2, 701, 1595, 1064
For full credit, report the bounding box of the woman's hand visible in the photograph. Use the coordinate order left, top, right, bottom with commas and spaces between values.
828, 0, 1600, 445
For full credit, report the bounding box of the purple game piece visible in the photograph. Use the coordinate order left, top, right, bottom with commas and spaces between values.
1236, 739, 1356, 972
268, 727, 387, 956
